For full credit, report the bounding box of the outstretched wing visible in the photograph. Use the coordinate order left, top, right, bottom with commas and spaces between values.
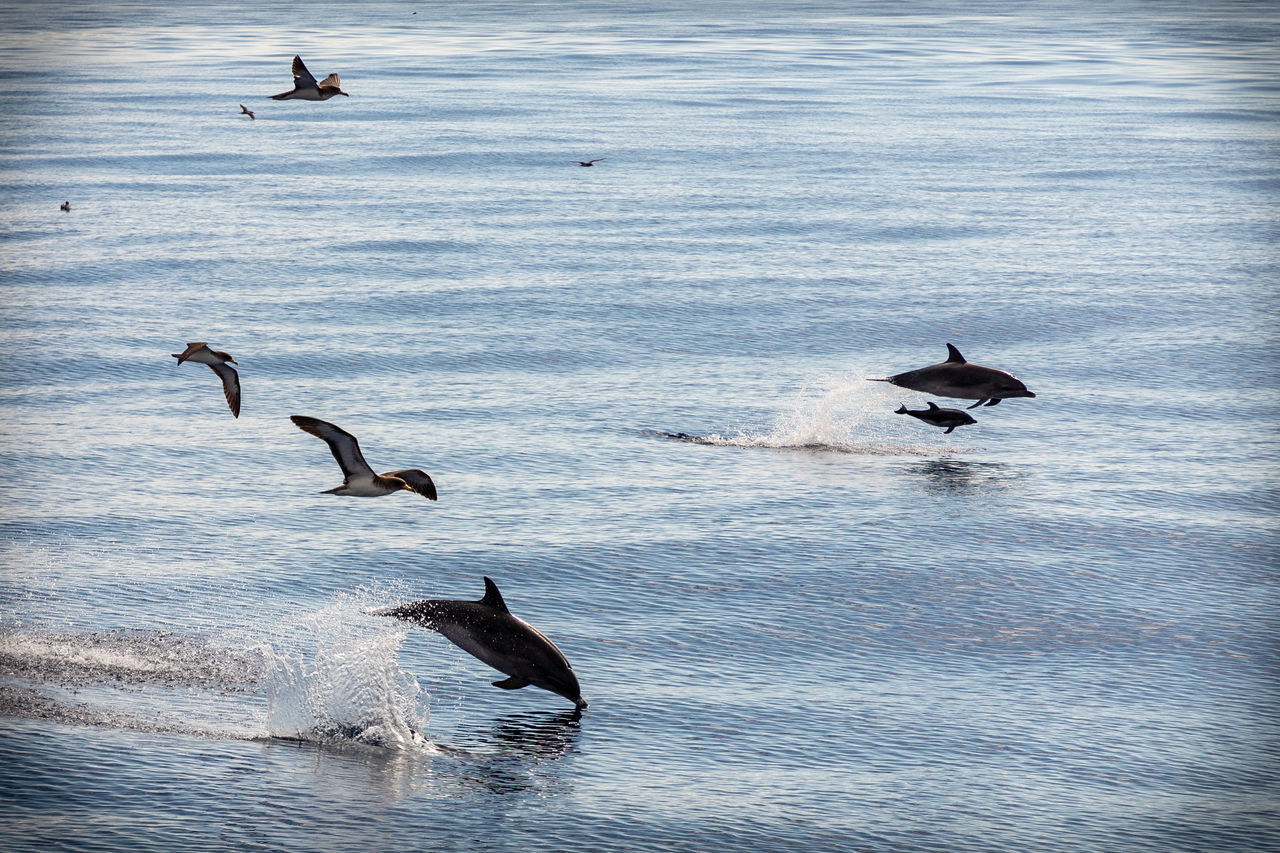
291, 55, 318, 86
385, 468, 437, 501
318, 73, 342, 89
290, 415, 375, 479
209, 362, 241, 418
173, 342, 206, 364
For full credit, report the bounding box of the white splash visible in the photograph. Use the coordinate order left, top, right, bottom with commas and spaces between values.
704, 371, 952, 456
263, 594, 431, 750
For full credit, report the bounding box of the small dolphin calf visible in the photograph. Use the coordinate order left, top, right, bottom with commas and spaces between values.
895, 402, 977, 434
870, 343, 1035, 408
375, 577, 587, 710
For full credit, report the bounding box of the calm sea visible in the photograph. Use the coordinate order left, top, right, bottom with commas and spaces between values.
1, 1, 1277, 850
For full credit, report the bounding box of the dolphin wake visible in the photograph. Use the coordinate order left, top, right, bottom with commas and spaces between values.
0, 594, 432, 751
650, 372, 977, 455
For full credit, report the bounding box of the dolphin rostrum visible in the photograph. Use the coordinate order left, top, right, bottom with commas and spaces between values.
895, 401, 977, 434
870, 343, 1035, 408
374, 577, 587, 710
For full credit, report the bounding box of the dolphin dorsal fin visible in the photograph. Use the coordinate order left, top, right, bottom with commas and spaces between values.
927, 401, 939, 410
945, 343, 966, 363
479, 576, 510, 613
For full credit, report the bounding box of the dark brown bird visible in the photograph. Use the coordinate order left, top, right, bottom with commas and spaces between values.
171, 342, 241, 418
571, 158, 606, 167
240, 104, 255, 120
271, 55, 348, 100
290, 416, 437, 499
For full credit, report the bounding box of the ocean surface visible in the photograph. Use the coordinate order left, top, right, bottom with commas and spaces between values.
1, 1, 1277, 850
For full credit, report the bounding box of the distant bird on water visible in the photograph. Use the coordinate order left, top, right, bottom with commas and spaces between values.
290, 415, 437, 500
271, 55, 348, 100
60, 201, 70, 212
171, 342, 241, 418
240, 104, 255, 120
571, 158, 605, 167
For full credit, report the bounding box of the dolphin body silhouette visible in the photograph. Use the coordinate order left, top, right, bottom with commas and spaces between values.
374, 577, 587, 710
870, 343, 1035, 408
895, 401, 977, 434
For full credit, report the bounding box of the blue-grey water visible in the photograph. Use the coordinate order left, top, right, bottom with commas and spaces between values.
1, 1, 1277, 850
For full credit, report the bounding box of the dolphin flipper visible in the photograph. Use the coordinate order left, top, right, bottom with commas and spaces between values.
967, 399, 986, 409
944, 425, 956, 434
985, 398, 1001, 406
493, 676, 531, 690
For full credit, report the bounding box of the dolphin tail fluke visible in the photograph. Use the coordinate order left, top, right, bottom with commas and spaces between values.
894, 405, 907, 414
492, 676, 531, 690
867, 377, 892, 383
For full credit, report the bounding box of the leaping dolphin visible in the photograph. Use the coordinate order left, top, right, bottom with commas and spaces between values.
870, 343, 1035, 408
374, 577, 587, 710
895, 401, 977, 434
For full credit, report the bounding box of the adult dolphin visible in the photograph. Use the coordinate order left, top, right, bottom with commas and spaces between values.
373, 577, 587, 710
870, 343, 1035, 408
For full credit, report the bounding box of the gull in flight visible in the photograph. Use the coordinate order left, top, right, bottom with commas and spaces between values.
271, 56, 348, 100
290, 416, 437, 499
172, 342, 241, 418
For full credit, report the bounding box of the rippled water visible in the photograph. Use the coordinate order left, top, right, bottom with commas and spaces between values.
1, 1, 1278, 850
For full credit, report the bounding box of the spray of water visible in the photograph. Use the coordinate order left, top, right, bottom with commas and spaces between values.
262, 593, 430, 750
0, 591, 434, 750
698, 371, 958, 455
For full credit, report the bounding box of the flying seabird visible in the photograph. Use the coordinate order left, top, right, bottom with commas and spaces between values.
60, 201, 70, 212
290, 415, 437, 499
171, 342, 241, 418
270, 56, 348, 100
240, 104, 255, 119
571, 158, 605, 167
